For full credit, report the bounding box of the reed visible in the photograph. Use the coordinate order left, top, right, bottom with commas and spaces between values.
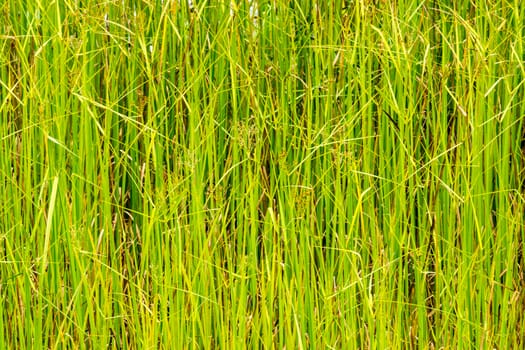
1, 0, 524, 348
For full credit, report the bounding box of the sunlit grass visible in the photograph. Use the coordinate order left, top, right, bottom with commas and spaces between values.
1, 0, 524, 348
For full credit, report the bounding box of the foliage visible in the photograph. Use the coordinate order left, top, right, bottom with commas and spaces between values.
1, 0, 524, 348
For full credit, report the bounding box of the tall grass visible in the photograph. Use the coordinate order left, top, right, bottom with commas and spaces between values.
1, 0, 524, 348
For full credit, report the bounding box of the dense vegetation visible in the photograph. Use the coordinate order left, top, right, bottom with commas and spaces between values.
1, 0, 524, 348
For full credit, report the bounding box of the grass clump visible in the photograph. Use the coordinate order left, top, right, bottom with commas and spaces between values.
1, 0, 524, 348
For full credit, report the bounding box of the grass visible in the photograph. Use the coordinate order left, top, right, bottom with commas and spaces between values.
1, 0, 524, 348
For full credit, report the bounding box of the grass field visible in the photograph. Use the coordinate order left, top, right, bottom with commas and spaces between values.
1, 0, 524, 348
